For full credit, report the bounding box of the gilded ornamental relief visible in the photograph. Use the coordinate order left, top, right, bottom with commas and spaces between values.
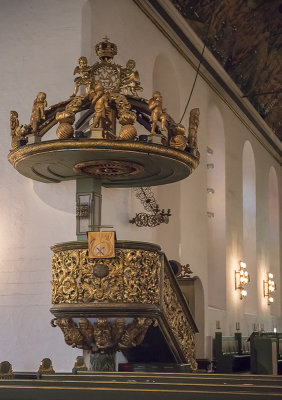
52, 248, 161, 305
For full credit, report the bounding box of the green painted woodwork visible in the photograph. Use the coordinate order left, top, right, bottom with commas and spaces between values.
8, 139, 198, 187
76, 177, 102, 194
1, 371, 282, 399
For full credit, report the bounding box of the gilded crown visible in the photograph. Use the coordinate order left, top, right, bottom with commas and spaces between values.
95, 37, 117, 61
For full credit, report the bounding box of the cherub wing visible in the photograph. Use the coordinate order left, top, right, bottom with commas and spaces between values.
73, 66, 80, 75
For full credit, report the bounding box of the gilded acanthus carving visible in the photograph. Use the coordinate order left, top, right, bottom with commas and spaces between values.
51, 317, 153, 352
118, 317, 153, 348
52, 248, 161, 304
51, 318, 85, 349
163, 276, 197, 371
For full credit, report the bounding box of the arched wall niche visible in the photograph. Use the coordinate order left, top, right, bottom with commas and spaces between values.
152, 53, 181, 260
152, 53, 180, 122
242, 140, 257, 314
267, 166, 280, 315
206, 103, 226, 310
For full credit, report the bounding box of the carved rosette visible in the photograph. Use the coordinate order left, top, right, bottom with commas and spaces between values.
163, 276, 197, 371
52, 248, 161, 304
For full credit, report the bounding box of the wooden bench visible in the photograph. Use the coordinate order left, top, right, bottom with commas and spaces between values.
213, 332, 250, 373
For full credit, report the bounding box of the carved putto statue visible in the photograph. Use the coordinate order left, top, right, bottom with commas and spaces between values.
10, 111, 29, 148
148, 91, 167, 134
89, 83, 111, 130
30, 92, 47, 132
120, 59, 143, 97
72, 56, 92, 97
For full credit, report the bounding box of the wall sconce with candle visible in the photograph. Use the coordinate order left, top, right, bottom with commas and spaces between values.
263, 272, 276, 305
235, 261, 250, 299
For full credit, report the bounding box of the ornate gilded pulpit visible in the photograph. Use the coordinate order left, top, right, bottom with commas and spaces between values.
8, 37, 200, 372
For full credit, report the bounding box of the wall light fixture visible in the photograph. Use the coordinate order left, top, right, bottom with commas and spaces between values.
263, 272, 276, 305
235, 261, 250, 299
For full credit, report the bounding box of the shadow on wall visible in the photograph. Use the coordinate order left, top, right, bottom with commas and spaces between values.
32, 180, 75, 214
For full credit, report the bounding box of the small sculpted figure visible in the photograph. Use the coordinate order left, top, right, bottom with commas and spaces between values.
111, 318, 126, 344
93, 318, 112, 350
188, 108, 200, 148
120, 59, 143, 97
148, 91, 167, 134
72, 56, 92, 97
78, 318, 94, 348
89, 83, 110, 129
30, 92, 47, 132
10, 111, 29, 148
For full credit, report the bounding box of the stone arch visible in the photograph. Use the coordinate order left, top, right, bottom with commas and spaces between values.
152, 53, 180, 121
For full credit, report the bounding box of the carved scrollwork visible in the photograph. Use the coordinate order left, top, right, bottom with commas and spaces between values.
52, 248, 161, 304
163, 276, 197, 371
52, 250, 80, 303
51, 317, 153, 352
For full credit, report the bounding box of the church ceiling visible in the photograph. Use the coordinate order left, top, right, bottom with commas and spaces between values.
170, 0, 282, 140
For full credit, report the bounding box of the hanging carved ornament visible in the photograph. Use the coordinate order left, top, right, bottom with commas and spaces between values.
130, 187, 171, 227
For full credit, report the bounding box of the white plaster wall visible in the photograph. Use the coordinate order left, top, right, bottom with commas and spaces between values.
0, 0, 85, 372
0, 0, 281, 369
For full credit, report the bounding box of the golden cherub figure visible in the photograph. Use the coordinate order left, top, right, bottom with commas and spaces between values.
72, 56, 92, 97
188, 108, 200, 148
10, 110, 29, 148
120, 59, 143, 97
89, 83, 110, 129
30, 92, 47, 132
148, 91, 167, 134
